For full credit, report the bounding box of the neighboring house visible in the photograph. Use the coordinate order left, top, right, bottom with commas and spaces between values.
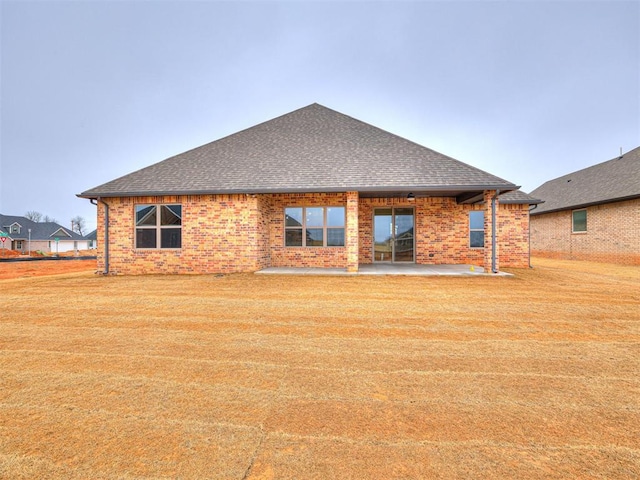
78, 103, 541, 275
85, 229, 98, 249
0, 214, 90, 254
529, 146, 640, 265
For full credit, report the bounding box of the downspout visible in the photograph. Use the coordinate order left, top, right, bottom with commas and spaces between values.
528, 204, 539, 268
491, 190, 500, 274
90, 197, 109, 274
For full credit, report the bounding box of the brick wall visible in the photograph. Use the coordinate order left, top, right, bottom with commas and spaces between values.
18, 240, 51, 253
358, 196, 530, 269
345, 191, 359, 272
254, 195, 272, 269
358, 197, 423, 264
359, 197, 483, 265
267, 192, 348, 268
498, 203, 531, 268
483, 191, 498, 272
97, 195, 266, 275
95, 192, 532, 274
531, 198, 640, 265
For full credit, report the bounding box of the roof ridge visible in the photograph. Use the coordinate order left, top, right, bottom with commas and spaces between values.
306, 104, 518, 188
530, 145, 640, 213
543, 145, 640, 182
79, 104, 521, 198
97, 104, 327, 184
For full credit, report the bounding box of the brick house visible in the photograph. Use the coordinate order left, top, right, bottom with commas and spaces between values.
530, 146, 640, 265
0, 214, 90, 254
78, 104, 540, 275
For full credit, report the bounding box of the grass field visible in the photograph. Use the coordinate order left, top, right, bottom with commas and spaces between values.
0, 258, 638, 479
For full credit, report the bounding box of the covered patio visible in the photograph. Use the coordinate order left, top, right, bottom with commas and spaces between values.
256, 263, 513, 276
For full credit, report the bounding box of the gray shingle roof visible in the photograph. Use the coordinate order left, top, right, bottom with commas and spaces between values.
79, 103, 519, 199
0, 214, 85, 241
499, 190, 543, 205
530, 146, 640, 215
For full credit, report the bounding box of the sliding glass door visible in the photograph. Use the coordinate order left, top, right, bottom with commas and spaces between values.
373, 208, 414, 262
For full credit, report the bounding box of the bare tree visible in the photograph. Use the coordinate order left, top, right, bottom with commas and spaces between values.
25, 211, 42, 222
71, 216, 86, 236
42, 215, 58, 223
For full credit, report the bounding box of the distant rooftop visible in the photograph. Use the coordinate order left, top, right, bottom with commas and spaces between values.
530, 146, 640, 215
0, 214, 85, 241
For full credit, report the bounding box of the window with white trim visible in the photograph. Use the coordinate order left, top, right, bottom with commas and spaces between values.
135, 204, 182, 249
572, 209, 587, 233
285, 206, 345, 247
469, 211, 484, 248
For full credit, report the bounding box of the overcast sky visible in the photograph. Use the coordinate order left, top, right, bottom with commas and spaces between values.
1, 0, 638, 233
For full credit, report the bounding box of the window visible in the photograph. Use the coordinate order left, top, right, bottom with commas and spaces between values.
10, 225, 20, 234
469, 211, 484, 248
284, 206, 345, 247
572, 209, 587, 233
135, 204, 182, 249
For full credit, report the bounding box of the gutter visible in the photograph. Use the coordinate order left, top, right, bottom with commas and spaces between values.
77, 184, 520, 198
491, 190, 500, 274
90, 198, 109, 274
530, 194, 639, 216
528, 203, 539, 268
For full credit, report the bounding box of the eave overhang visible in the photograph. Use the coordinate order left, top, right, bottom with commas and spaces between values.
77, 184, 518, 201
530, 193, 640, 216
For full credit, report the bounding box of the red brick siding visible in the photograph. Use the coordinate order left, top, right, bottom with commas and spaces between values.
20, 241, 51, 253
358, 196, 530, 269
345, 192, 359, 272
483, 191, 498, 271
96, 195, 266, 275
267, 192, 348, 268
414, 197, 484, 266
498, 203, 531, 268
531, 198, 640, 265
95, 192, 532, 274
254, 195, 272, 269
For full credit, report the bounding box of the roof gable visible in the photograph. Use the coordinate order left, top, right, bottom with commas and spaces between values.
6, 222, 22, 234
0, 214, 85, 241
1, 215, 33, 239
79, 103, 517, 198
499, 190, 543, 205
530, 146, 640, 214
50, 227, 72, 238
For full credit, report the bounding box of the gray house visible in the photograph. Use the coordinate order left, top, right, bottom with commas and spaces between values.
0, 214, 90, 254
84, 229, 98, 249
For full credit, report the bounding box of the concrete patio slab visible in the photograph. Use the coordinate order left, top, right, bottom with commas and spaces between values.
256, 264, 513, 276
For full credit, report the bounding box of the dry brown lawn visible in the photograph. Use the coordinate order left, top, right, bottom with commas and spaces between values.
0, 258, 638, 479
0, 259, 96, 280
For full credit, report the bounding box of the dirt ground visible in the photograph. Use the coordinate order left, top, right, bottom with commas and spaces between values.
0, 258, 638, 479
0, 259, 97, 280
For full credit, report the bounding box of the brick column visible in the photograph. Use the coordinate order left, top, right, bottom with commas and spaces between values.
346, 191, 359, 273
96, 200, 106, 273
483, 190, 499, 273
